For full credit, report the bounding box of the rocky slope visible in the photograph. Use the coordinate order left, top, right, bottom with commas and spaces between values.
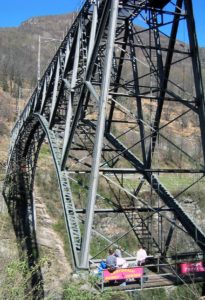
35, 194, 72, 298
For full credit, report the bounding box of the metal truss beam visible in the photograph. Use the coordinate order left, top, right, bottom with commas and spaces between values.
4, 0, 205, 279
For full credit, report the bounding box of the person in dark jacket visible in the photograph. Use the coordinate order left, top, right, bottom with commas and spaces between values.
106, 248, 117, 271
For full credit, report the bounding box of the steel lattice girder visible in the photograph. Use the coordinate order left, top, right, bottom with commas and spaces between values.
4, 0, 205, 270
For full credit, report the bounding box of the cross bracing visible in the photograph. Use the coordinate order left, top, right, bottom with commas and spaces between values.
3, 0, 205, 277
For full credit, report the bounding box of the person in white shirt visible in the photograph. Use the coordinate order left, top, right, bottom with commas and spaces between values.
114, 248, 122, 258
114, 248, 128, 286
136, 246, 147, 266
115, 250, 128, 268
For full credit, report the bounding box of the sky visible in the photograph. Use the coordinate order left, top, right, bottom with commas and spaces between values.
0, 0, 204, 47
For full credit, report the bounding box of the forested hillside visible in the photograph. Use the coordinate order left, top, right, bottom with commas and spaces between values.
0, 12, 204, 98
0, 13, 74, 97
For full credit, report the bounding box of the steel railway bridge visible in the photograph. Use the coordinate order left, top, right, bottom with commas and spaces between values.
3, 0, 205, 295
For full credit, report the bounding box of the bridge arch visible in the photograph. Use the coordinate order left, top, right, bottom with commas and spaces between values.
3, 113, 81, 268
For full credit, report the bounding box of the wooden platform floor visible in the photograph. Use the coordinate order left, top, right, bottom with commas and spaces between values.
101, 267, 205, 291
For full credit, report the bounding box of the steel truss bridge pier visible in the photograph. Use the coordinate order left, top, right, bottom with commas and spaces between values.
3, 0, 205, 281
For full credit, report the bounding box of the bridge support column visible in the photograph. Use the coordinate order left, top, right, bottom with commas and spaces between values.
80, 0, 119, 268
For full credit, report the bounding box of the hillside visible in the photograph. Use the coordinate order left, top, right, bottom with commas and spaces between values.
0, 13, 75, 96
0, 12, 204, 98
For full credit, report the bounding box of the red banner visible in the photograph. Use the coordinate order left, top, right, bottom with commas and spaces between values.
103, 267, 143, 281
179, 261, 205, 274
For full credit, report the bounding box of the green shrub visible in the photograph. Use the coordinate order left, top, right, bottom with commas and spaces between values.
62, 279, 130, 300
0, 257, 48, 299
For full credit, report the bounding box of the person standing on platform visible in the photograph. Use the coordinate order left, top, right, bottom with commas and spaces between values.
136, 246, 147, 266
136, 246, 148, 283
